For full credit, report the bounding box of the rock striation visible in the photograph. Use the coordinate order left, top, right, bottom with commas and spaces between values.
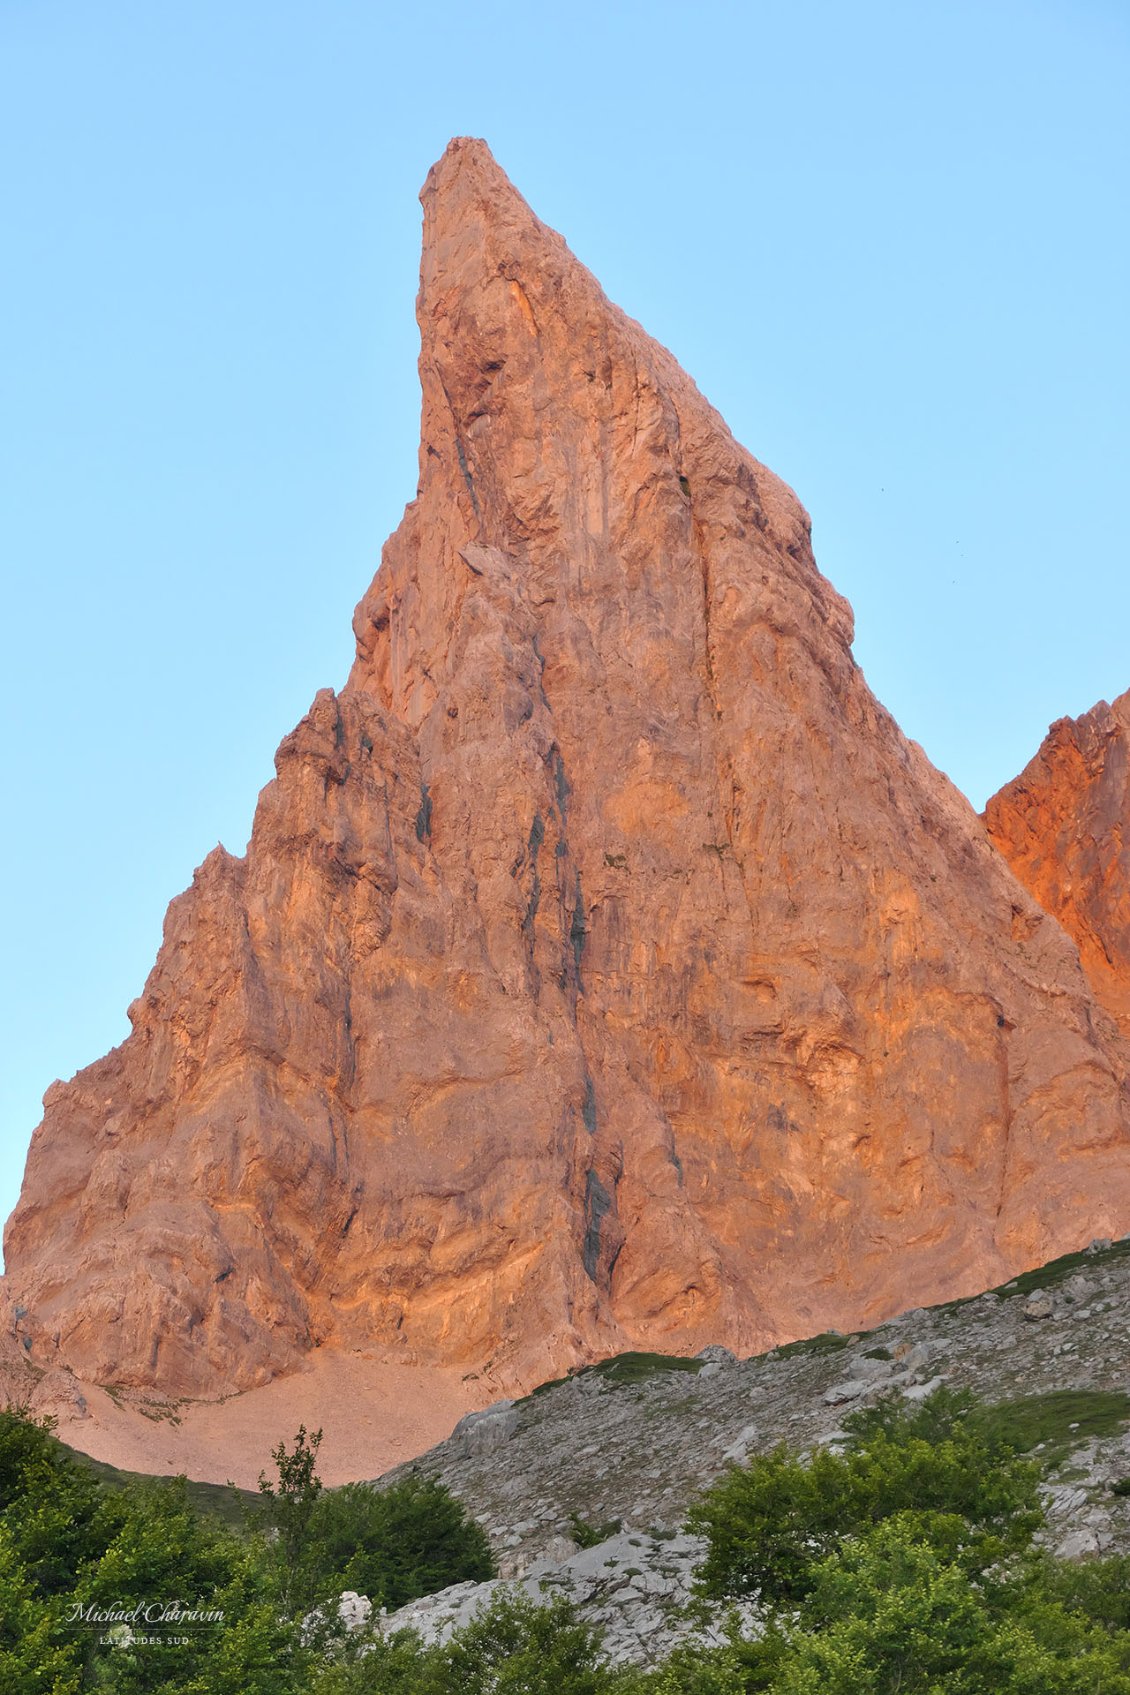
5, 139, 1130, 1402
986, 691, 1130, 1038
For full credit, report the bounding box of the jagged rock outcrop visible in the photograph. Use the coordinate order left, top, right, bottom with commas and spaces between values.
5, 139, 1130, 1401
986, 691, 1130, 1037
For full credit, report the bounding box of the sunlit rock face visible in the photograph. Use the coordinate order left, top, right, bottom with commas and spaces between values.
986, 690, 1130, 1040
5, 139, 1129, 1400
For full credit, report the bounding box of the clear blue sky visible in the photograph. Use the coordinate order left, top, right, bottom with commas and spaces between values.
2, 0, 1127, 1254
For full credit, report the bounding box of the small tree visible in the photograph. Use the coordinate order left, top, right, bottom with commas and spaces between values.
256, 1425, 324, 1616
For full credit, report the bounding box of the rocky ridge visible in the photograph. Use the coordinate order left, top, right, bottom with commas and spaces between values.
987, 689, 1130, 1038
4, 136, 1130, 1411
377, 1238, 1130, 1664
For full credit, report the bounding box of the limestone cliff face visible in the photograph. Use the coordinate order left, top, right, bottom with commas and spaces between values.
6, 140, 1130, 1398
986, 691, 1130, 1038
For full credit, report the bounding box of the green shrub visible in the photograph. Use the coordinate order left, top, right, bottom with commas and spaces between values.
307, 1627, 437, 1694
568, 1511, 621, 1549
689, 1389, 1042, 1603
0, 1522, 82, 1695
72, 1475, 299, 1693
850, 1384, 1130, 1468
633, 1636, 752, 1692
1031, 1550, 1130, 1636
438, 1589, 620, 1694
688, 1442, 871, 1602
307, 1473, 495, 1610
770, 1516, 1130, 1695
0, 1404, 124, 1595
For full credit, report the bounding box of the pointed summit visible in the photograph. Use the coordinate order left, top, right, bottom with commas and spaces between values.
353, 138, 846, 725
420, 135, 541, 228
5, 144, 1129, 1458
409, 135, 817, 562
416, 138, 557, 355
417, 135, 583, 321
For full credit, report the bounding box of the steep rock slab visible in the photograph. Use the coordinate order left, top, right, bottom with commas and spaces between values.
986, 690, 1130, 1037
5, 139, 1130, 1400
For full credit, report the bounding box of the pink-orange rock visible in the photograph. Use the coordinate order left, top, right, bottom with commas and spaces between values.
5, 140, 1130, 1402
985, 691, 1130, 1037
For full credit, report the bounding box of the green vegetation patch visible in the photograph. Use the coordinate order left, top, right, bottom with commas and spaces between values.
0, 1404, 499, 1691
10, 1385, 1130, 1692
677, 1387, 1130, 1695
523, 1349, 704, 1401
568, 1511, 622, 1549
773, 1330, 852, 1361
919, 1237, 1130, 1318
689, 1387, 1044, 1607
593, 1351, 703, 1385
72, 1448, 258, 1529
923, 1238, 1130, 1318
644, 1393, 697, 1422
993, 1236, 1130, 1298
976, 1390, 1130, 1468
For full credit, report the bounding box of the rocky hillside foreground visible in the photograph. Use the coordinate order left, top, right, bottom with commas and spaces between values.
376, 1237, 1130, 1665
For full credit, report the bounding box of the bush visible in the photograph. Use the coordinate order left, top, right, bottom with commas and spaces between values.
633, 1636, 751, 1693
0, 1522, 82, 1695
568, 1511, 621, 1549
1030, 1550, 1130, 1636
0, 1404, 124, 1594
687, 1441, 872, 1602
0, 1405, 306, 1694
769, 1516, 1130, 1695
688, 1388, 1042, 1603
73, 1475, 303, 1693
306, 1627, 437, 1695
306, 1473, 495, 1611
438, 1589, 617, 1695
